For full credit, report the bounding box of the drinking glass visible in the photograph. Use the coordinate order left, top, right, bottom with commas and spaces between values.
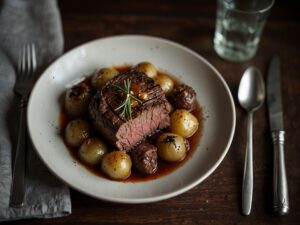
214, 0, 274, 62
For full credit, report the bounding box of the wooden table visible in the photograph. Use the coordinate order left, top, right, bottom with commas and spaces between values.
13, 0, 300, 224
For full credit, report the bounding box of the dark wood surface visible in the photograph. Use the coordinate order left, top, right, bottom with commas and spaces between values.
10, 0, 300, 224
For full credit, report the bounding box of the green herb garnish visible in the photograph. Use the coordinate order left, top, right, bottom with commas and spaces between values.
112, 79, 142, 119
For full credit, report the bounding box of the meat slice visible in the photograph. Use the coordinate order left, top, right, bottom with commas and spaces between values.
89, 70, 170, 151
131, 142, 158, 175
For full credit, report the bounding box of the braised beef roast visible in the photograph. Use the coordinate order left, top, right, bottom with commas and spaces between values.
89, 70, 170, 151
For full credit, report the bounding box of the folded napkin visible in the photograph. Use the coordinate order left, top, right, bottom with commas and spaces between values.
0, 0, 71, 221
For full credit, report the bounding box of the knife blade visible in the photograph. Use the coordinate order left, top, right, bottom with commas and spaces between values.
267, 56, 284, 131
267, 55, 289, 215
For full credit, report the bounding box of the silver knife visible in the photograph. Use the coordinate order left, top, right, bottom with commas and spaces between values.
267, 55, 289, 215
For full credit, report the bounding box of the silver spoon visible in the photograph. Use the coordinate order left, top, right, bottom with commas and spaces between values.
238, 67, 265, 215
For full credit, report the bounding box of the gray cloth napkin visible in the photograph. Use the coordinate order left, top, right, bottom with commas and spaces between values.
0, 0, 71, 221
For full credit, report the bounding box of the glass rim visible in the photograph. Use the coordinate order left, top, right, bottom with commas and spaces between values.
220, 0, 275, 14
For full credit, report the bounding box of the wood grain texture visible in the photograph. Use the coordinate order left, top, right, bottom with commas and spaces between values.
6, 0, 300, 224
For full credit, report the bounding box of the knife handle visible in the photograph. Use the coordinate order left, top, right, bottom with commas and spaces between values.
272, 130, 289, 215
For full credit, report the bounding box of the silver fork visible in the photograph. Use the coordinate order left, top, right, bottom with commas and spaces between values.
10, 44, 37, 208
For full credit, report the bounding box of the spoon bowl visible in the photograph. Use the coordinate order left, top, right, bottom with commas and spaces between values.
238, 67, 265, 112
238, 66, 265, 216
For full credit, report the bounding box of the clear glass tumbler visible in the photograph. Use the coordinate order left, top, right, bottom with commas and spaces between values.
214, 0, 274, 62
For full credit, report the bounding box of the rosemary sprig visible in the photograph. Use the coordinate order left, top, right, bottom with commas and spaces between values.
112, 79, 142, 119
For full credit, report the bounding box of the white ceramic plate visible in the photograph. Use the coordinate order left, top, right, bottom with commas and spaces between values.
27, 35, 235, 203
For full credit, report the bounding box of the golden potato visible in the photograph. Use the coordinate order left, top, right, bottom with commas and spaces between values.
169, 109, 199, 138
65, 83, 91, 117
135, 62, 157, 78
156, 133, 186, 162
78, 138, 108, 165
91, 68, 119, 89
101, 151, 132, 180
65, 119, 91, 147
154, 73, 174, 96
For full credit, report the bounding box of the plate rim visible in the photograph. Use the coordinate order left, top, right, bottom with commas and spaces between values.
27, 34, 236, 203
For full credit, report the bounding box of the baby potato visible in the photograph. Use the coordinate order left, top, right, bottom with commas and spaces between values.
101, 151, 132, 180
154, 74, 174, 96
156, 133, 186, 162
170, 109, 199, 138
65, 83, 91, 117
91, 68, 119, 89
78, 138, 108, 166
65, 119, 91, 147
135, 62, 157, 78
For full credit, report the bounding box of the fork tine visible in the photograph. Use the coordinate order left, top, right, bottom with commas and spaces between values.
21, 46, 26, 76
31, 44, 37, 72
26, 44, 31, 76
17, 48, 22, 75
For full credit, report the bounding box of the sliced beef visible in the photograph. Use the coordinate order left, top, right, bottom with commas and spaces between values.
131, 142, 158, 175
89, 70, 170, 151
170, 84, 196, 111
